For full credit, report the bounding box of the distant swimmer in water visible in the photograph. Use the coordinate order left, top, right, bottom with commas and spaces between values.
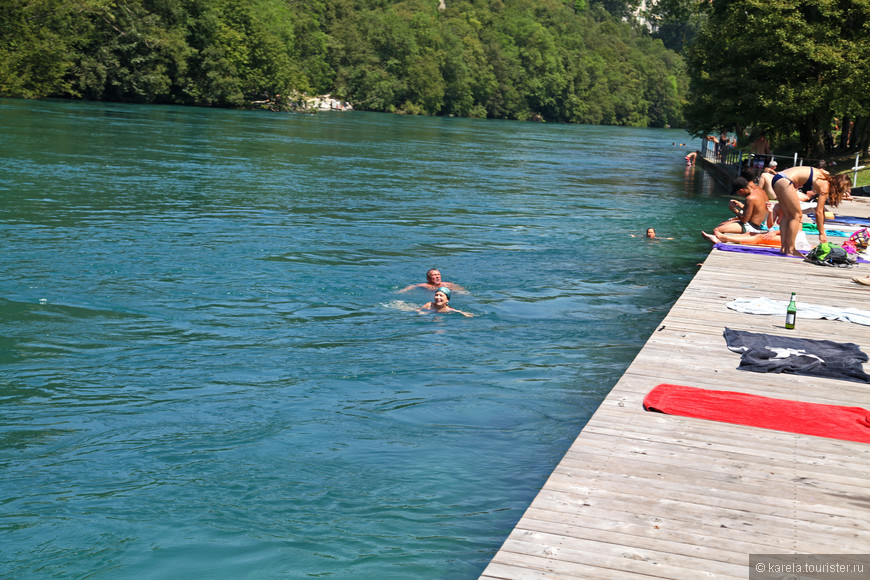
417, 287, 473, 317
399, 268, 466, 293
631, 228, 673, 240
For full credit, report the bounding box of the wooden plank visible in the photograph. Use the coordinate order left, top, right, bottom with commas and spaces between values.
481, 198, 870, 579
569, 426, 870, 485
542, 473, 870, 528
518, 505, 854, 554
486, 537, 744, 579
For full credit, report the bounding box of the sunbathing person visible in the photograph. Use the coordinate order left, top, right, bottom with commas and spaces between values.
702, 226, 813, 251
702, 229, 780, 246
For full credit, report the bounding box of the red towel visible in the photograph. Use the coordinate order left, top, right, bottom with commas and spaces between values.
644, 384, 870, 444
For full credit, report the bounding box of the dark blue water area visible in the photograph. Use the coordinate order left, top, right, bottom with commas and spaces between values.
0, 98, 727, 578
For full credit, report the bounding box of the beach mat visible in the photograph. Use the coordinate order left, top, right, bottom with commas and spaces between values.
644, 383, 870, 444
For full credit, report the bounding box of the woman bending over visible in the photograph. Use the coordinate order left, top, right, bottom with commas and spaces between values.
766, 166, 850, 256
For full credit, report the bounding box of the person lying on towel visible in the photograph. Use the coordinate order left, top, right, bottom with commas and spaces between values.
701, 228, 813, 252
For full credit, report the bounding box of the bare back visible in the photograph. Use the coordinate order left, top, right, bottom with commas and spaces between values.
743, 185, 770, 226
777, 166, 829, 192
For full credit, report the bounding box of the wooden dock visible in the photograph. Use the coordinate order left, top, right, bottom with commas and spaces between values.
482, 198, 870, 579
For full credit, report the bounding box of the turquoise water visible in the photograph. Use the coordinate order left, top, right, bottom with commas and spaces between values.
1, 99, 724, 578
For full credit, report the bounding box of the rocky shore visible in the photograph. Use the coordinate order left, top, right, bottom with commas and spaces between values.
250, 92, 353, 113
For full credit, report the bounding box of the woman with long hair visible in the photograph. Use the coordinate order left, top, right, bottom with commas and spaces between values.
764, 166, 851, 256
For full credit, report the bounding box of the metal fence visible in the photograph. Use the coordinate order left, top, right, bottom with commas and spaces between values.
699, 139, 867, 186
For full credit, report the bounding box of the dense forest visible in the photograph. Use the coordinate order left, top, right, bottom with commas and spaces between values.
0, 0, 687, 127
5, 0, 870, 155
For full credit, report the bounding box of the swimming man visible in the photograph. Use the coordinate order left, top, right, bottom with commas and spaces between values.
399, 268, 465, 293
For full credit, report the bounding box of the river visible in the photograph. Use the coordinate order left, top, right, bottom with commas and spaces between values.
0, 98, 725, 578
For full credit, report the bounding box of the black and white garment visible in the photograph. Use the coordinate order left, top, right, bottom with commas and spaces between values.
724, 328, 870, 383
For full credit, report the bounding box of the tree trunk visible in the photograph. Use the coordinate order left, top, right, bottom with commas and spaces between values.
855, 116, 870, 155
839, 115, 852, 150
800, 120, 827, 159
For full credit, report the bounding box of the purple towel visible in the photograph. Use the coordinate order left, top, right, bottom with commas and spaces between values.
814, 215, 870, 227
713, 244, 802, 258
713, 243, 870, 263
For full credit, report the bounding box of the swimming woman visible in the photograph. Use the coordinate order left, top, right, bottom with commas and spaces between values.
417, 287, 473, 317
630, 228, 673, 240
765, 166, 851, 256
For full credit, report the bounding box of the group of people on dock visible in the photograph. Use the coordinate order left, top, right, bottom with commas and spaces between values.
702, 160, 852, 257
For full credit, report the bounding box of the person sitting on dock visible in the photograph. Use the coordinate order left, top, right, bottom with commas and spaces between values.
710, 177, 770, 236
417, 287, 473, 317
399, 268, 465, 293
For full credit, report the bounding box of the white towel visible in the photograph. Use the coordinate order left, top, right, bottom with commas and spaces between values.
795, 231, 812, 251
726, 297, 870, 326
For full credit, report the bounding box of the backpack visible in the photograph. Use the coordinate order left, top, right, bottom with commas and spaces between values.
804, 242, 856, 267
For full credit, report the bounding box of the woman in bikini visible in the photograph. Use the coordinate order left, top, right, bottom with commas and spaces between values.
764, 166, 851, 256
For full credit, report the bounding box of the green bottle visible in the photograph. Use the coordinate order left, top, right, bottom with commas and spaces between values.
785, 292, 797, 330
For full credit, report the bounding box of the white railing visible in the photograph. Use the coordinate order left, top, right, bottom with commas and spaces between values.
700, 139, 867, 188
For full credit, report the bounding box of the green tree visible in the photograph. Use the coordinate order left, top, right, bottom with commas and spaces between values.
0, 0, 110, 97
685, 0, 870, 156
73, 0, 190, 102
644, 0, 706, 53
0, 0, 689, 128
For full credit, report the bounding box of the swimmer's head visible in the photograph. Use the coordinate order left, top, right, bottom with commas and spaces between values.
426, 269, 442, 284
436, 287, 451, 301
